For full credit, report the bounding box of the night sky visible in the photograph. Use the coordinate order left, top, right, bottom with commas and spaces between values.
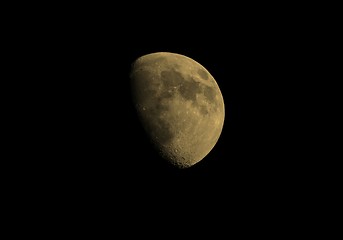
15, 4, 327, 234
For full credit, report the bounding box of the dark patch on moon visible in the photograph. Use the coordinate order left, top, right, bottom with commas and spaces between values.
161, 69, 202, 102
160, 69, 217, 113
156, 98, 170, 112
199, 105, 209, 115
197, 68, 208, 80
159, 70, 183, 99
179, 80, 201, 102
161, 70, 183, 88
203, 85, 216, 103
159, 89, 174, 99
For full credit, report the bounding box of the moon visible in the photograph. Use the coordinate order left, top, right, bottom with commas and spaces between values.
130, 52, 225, 169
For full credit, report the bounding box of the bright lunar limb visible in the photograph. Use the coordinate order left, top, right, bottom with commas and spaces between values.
130, 52, 225, 169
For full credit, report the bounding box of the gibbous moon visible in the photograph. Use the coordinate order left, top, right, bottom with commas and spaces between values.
130, 52, 225, 169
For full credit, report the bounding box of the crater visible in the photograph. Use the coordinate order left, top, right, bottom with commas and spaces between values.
197, 68, 209, 80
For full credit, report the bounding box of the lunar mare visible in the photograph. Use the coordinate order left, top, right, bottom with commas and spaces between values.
130, 52, 225, 168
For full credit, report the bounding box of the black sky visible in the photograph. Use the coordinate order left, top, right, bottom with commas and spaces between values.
13, 4, 330, 234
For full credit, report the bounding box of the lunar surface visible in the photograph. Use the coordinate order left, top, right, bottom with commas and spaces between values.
130, 52, 225, 169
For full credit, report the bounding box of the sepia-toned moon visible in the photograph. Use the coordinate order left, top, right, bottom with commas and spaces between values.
130, 52, 225, 169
